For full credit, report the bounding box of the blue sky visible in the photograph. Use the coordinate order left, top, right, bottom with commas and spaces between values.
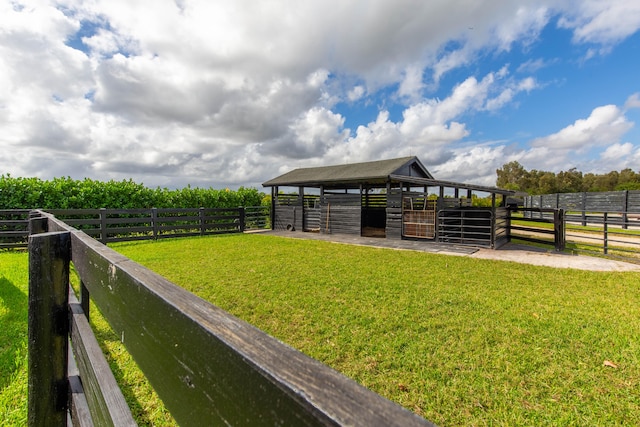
1, 1, 639, 189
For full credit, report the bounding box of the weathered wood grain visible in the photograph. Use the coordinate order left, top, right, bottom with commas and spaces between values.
28, 230, 70, 427
68, 287, 136, 426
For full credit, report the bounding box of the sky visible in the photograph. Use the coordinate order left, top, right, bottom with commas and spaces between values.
1, 1, 640, 190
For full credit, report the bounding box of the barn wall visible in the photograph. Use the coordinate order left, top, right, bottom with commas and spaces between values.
274, 206, 303, 231
320, 194, 361, 235
385, 190, 403, 239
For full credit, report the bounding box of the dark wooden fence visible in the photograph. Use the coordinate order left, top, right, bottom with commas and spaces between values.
0, 209, 30, 249
564, 212, 640, 259
1, 206, 269, 249
27, 210, 434, 426
524, 190, 640, 228
508, 207, 566, 251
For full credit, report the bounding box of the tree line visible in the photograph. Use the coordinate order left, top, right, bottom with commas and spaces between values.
0, 175, 267, 210
496, 161, 640, 195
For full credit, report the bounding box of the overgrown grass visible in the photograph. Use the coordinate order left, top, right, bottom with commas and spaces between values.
2, 234, 640, 425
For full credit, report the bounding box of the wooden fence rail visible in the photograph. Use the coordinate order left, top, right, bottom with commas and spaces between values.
0, 209, 31, 249
1, 206, 269, 249
524, 190, 640, 228
508, 207, 566, 251
27, 210, 434, 426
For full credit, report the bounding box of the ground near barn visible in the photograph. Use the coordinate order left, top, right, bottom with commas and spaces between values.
262, 230, 640, 271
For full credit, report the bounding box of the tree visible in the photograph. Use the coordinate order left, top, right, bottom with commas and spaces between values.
496, 161, 528, 191
556, 168, 583, 193
495, 162, 640, 194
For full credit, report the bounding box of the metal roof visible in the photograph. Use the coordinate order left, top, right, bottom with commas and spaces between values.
262, 157, 433, 187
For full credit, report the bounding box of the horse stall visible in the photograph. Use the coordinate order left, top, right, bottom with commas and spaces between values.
264, 157, 513, 249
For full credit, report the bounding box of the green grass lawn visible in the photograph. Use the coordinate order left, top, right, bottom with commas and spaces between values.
0, 251, 28, 426
2, 234, 640, 426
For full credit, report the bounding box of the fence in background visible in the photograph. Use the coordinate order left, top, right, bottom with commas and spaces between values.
508, 207, 566, 252
0, 209, 30, 249
1, 206, 270, 249
564, 212, 640, 260
524, 190, 640, 228
27, 210, 433, 426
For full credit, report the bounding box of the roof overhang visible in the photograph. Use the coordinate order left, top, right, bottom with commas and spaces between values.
262, 157, 432, 188
389, 174, 515, 196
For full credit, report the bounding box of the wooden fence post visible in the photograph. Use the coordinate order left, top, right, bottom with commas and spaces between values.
99, 208, 107, 244
152, 208, 158, 239
238, 207, 245, 232
554, 209, 565, 252
28, 211, 48, 235
28, 230, 71, 427
623, 190, 629, 230
603, 212, 608, 255
199, 207, 205, 236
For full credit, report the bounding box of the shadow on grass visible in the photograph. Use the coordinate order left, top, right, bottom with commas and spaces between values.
90, 315, 173, 426
0, 276, 28, 391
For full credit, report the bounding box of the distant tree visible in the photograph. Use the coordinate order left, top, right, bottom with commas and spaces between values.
495, 162, 640, 194
537, 172, 557, 194
582, 173, 597, 192
616, 168, 640, 190
556, 168, 583, 193
496, 161, 528, 191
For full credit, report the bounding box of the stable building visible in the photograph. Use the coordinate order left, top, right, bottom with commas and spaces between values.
262, 156, 514, 249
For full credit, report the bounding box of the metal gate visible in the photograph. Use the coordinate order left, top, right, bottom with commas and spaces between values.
402, 197, 436, 239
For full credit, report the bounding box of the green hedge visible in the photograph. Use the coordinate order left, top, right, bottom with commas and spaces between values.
0, 175, 266, 209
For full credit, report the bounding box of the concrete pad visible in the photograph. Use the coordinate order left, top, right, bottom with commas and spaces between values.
471, 243, 640, 271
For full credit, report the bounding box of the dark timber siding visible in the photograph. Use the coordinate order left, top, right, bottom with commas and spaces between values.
274, 206, 303, 231
321, 194, 361, 235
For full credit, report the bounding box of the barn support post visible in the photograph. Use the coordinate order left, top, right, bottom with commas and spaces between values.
28, 229, 71, 427
270, 187, 277, 230
298, 186, 304, 231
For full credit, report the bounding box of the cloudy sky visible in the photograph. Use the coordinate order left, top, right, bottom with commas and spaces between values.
1, 1, 639, 189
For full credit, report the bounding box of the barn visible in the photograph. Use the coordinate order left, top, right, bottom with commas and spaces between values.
263, 156, 514, 249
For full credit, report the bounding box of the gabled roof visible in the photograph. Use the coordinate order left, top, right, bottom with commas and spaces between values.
262, 157, 433, 188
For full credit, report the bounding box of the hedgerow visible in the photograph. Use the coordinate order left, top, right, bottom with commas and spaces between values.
0, 175, 265, 209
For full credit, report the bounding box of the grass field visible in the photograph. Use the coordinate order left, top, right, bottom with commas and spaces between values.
0, 251, 28, 426
2, 233, 640, 425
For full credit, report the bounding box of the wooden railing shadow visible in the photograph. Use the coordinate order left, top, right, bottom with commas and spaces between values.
27, 210, 434, 426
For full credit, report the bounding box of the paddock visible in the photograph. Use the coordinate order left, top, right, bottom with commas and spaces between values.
263, 157, 514, 249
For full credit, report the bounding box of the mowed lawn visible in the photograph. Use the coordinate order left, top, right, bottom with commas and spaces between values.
2, 233, 640, 425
